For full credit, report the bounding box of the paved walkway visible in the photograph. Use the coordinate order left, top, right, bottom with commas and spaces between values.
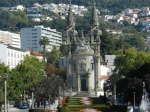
2, 107, 28, 112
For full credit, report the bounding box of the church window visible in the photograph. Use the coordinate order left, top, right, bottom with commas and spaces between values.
69, 34, 72, 41
61, 59, 64, 66
91, 63, 94, 70
73, 63, 76, 71
94, 35, 97, 42
81, 62, 83, 69
81, 62, 86, 70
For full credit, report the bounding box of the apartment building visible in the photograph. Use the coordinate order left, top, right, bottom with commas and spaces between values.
146, 35, 150, 50
0, 30, 21, 48
21, 25, 62, 51
0, 44, 30, 69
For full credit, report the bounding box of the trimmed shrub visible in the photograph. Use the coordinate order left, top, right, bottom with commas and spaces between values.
29, 109, 54, 112
106, 101, 112, 106
110, 105, 127, 112
66, 96, 71, 103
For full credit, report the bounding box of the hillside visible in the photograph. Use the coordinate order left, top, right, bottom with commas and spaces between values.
0, 0, 150, 10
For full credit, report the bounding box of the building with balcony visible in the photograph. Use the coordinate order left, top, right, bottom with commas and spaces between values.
21, 26, 62, 51
0, 30, 21, 48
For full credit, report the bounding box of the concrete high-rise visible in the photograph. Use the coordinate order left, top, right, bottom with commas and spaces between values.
0, 30, 21, 48
21, 26, 62, 51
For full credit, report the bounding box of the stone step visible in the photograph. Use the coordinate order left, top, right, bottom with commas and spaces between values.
73, 92, 91, 97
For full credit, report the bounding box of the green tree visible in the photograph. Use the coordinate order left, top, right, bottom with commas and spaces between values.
8, 56, 45, 100
7, 69, 24, 100
104, 73, 121, 103
0, 63, 9, 111
56, 66, 67, 82
114, 48, 150, 77
45, 63, 56, 75
39, 36, 49, 66
59, 44, 67, 56
34, 74, 63, 107
47, 46, 60, 67
116, 36, 126, 50
11, 10, 28, 23
100, 28, 116, 58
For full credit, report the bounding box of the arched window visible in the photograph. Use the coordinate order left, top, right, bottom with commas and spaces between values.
94, 35, 97, 42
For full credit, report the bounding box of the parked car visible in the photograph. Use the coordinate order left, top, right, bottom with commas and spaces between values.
13, 101, 20, 108
19, 103, 29, 109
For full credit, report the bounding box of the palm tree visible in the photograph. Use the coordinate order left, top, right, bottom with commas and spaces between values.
39, 36, 49, 66
59, 44, 67, 56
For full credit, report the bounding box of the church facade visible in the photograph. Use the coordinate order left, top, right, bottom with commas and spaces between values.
65, 4, 103, 96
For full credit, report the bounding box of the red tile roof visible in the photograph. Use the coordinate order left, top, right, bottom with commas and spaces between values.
30, 50, 43, 56
100, 75, 109, 80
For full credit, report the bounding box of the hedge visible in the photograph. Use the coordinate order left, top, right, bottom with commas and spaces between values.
29, 109, 58, 112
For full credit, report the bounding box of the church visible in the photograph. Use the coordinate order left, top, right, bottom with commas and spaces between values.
65, 4, 104, 97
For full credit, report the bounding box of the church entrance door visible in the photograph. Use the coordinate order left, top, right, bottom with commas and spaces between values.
81, 79, 87, 91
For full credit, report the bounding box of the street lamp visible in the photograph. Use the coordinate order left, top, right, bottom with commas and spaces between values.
3, 73, 9, 112
133, 92, 136, 109
30, 87, 35, 109
20, 94, 22, 105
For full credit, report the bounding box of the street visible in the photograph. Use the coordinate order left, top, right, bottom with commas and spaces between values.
2, 107, 28, 112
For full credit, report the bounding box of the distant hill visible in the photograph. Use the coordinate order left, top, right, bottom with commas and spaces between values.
0, 0, 150, 10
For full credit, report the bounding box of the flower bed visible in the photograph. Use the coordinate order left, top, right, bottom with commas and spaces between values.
81, 97, 91, 105
62, 98, 66, 106
79, 108, 97, 112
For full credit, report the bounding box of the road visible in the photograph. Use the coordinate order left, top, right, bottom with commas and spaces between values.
2, 107, 28, 112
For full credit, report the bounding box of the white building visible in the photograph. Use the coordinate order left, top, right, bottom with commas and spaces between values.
0, 30, 21, 48
124, 8, 133, 15
21, 26, 62, 51
142, 18, 150, 31
146, 36, 150, 49
16, 5, 25, 10
105, 55, 115, 65
0, 44, 30, 69
27, 14, 43, 18
100, 65, 112, 90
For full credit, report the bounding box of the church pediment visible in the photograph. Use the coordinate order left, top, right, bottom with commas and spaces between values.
74, 45, 94, 54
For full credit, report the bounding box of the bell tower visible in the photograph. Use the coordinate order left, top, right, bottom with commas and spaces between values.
90, 3, 102, 95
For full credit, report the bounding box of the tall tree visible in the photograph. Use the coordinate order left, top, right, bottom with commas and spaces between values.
39, 36, 49, 67
47, 46, 60, 67
34, 74, 63, 108
114, 48, 150, 77
59, 44, 67, 56
8, 56, 45, 100
100, 28, 116, 58
0, 63, 9, 111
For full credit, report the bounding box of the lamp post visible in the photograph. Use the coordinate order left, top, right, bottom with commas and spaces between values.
3, 73, 9, 112
20, 94, 22, 105
58, 86, 61, 106
30, 87, 35, 109
63, 81, 66, 98
133, 92, 136, 110
113, 84, 117, 105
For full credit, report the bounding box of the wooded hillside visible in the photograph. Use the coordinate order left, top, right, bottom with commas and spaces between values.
0, 0, 150, 9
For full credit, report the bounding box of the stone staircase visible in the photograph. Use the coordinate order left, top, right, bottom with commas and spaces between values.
73, 91, 97, 97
